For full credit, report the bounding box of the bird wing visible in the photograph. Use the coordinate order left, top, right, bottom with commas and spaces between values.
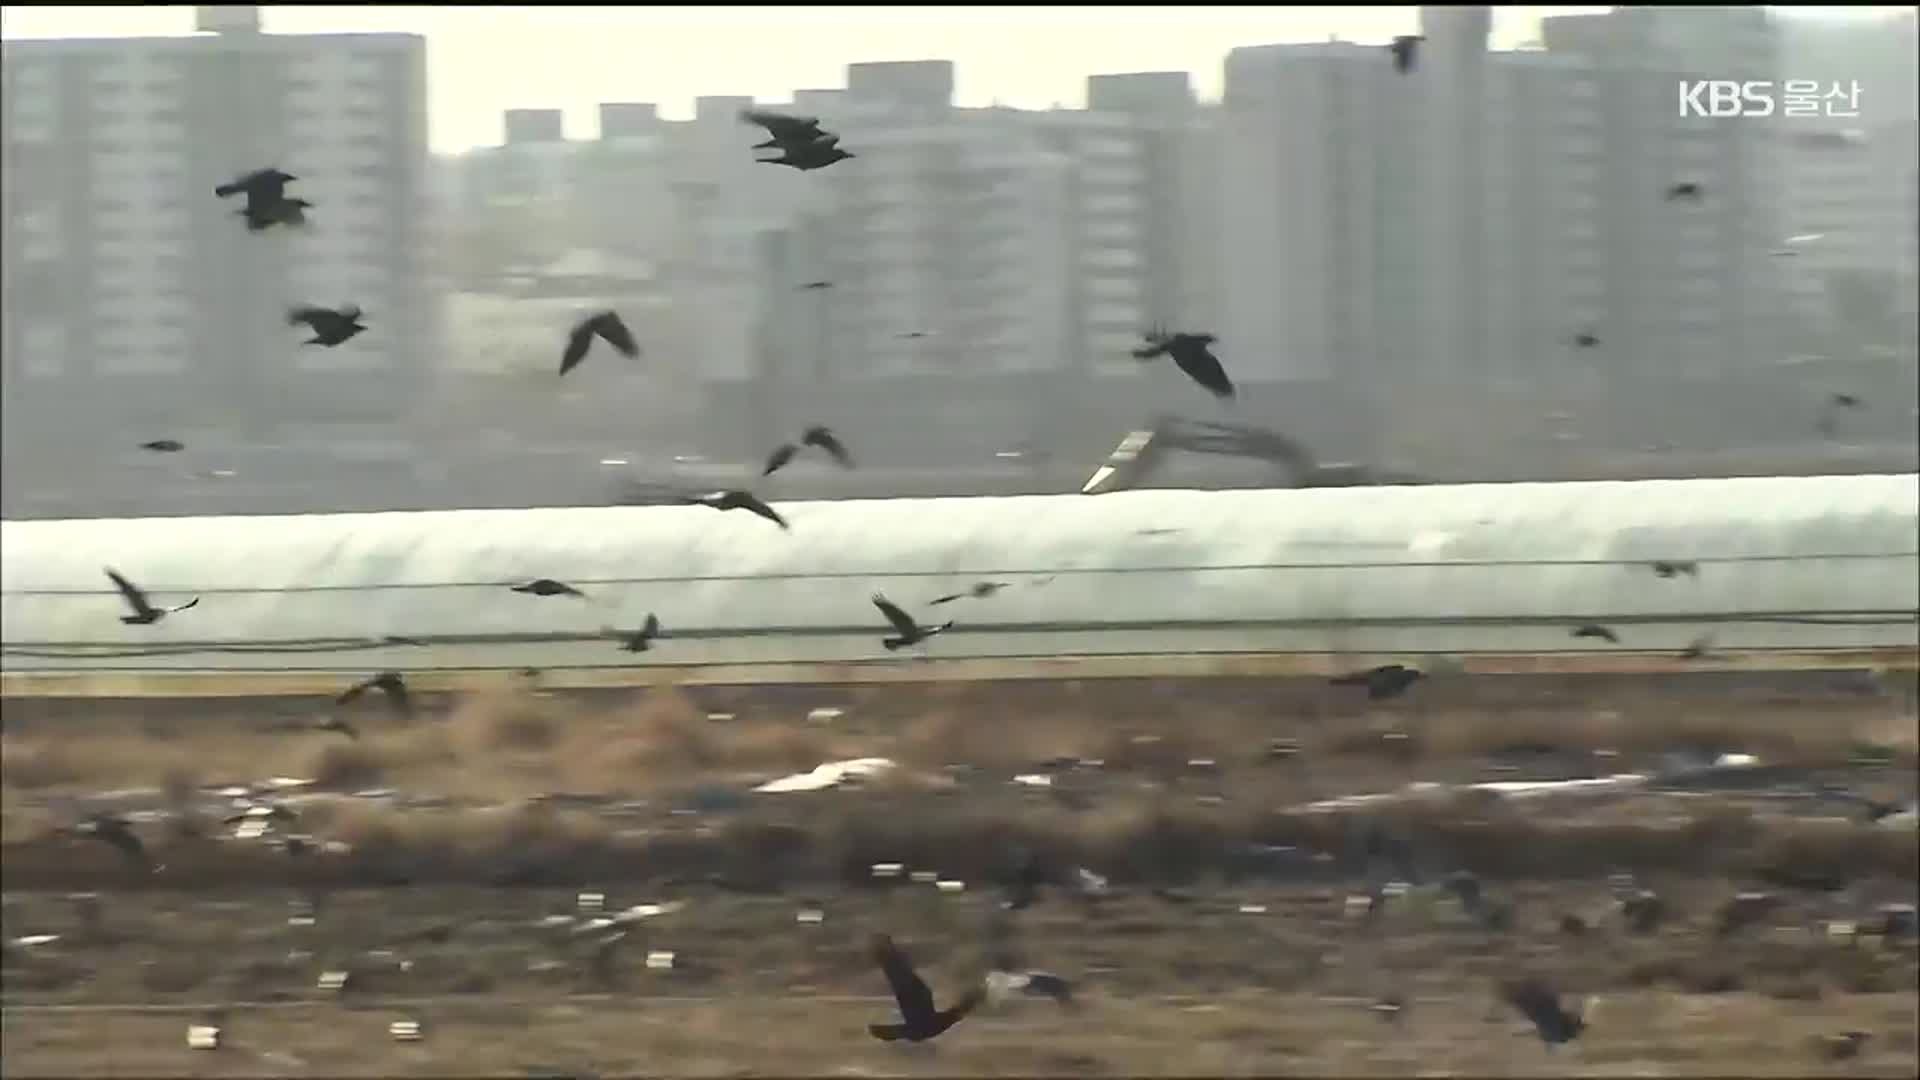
1329, 667, 1379, 686
561, 321, 597, 376
739, 494, 788, 529
928, 593, 965, 606
940, 983, 988, 1026
1500, 980, 1561, 1029
802, 427, 853, 467
763, 444, 797, 476
1172, 342, 1236, 399
104, 568, 156, 617
642, 613, 660, 637
287, 307, 327, 328
872, 594, 921, 637
164, 597, 201, 615
592, 312, 640, 358
741, 109, 822, 139
337, 675, 376, 704
873, 936, 937, 1027
378, 676, 412, 714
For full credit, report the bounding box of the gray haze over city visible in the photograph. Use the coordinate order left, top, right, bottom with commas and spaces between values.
2, 4, 1916, 519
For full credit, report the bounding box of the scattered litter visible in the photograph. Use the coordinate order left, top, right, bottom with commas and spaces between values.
1186, 758, 1219, 772
797, 908, 825, 924
936, 880, 965, 894
1012, 774, 1053, 788
536, 915, 575, 930
645, 950, 676, 970
1826, 921, 1858, 941
1238, 904, 1268, 915
318, 970, 350, 992
754, 757, 895, 793
265, 777, 314, 791
187, 1025, 221, 1050
705, 712, 735, 723
806, 707, 844, 724
576, 892, 605, 913
910, 870, 939, 885
12, 934, 60, 948
871, 863, 904, 880
389, 1020, 422, 1042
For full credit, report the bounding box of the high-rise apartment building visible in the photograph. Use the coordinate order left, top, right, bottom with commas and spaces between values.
1, 6, 431, 452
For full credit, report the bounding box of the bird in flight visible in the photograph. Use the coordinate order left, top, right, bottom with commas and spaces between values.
764, 426, 855, 475
930, 581, 1010, 606
1679, 632, 1716, 660
1500, 978, 1593, 1047
760, 141, 856, 172
1133, 328, 1236, 399
561, 311, 640, 376
1649, 559, 1699, 579
1389, 35, 1423, 74
512, 578, 587, 599
1330, 663, 1424, 700
1569, 331, 1601, 348
867, 934, 986, 1043
337, 671, 412, 718
798, 280, 834, 290
76, 813, 155, 872
872, 593, 953, 651
242, 196, 312, 231
1666, 181, 1704, 201
684, 490, 789, 530
1571, 624, 1619, 644
139, 439, 185, 453
104, 567, 199, 625
215, 167, 297, 204
288, 305, 366, 347
614, 614, 662, 653
741, 108, 833, 150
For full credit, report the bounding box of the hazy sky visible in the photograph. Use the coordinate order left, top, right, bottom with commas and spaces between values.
1, 5, 1903, 153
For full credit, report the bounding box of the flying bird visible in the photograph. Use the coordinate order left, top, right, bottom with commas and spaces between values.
104, 567, 199, 625
759, 142, 855, 172
1666, 181, 1704, 201
77, 813, 154, 872
740, 108, 830, 150
139, 439, 185, 453
1501, 978, 1592, 1046
214, 167, 296, 203
931, 582, 1010, 606
1679, 633, 1716, 660
1330, 664, 1424, 700
560, 311, 640, 376
1818, 392, 1864, 439
867, 934, 986, 1043
241, 196, 312, 231
512, 579, 587, 599
1133, 329, 1236, 399
760, 427, 850, 475
1572, 624, 1619, 643
798, 280, 834, 290
615, 614, 662, 653
1389, 35, 1423, 74
1649, 560, 1698, 579
873, 593, 953, 651
685, 490, 789, 530
337, 671, 412, 718
1570, 331, 1601, 348
288, 305, 366, 347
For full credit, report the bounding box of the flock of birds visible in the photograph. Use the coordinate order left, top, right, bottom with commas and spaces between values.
32, 38, 1905, 1068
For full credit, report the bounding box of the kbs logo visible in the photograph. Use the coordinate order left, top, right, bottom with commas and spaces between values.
1678, 81, 1775, 118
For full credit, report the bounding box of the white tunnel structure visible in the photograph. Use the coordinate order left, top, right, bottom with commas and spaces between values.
2, 474, 1916, 690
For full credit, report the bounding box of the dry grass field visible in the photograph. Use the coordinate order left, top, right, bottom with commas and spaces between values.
3, 673, 1917, 1076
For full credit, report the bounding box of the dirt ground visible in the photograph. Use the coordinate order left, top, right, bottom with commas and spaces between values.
3, 674, 1917, 1076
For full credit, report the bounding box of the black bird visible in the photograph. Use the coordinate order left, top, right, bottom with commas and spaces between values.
762, 443, 800, 476
1501, 978, 1591, 1046
873, 593, 953, 651
288, 305, 366, 347
1570, 331, 1601, 348
241, 196, 312, 231
104, 567, 199, 625
1649, 559, 1698, 579
931, 582, 1011, 606
1133, 329, 1235, 399
1831, 392, 1862, 409
798, 280, 834, 290
1666, 181, 1704, 201
1572, 624, 1619, 644
337, 671, 412, 718
616, 614, 662, 653
1818, 392, 1864, 439
139, 439, 185, 453
215, 167, 296, 204
802, 425, 854, 468
1389, 35, 1423, 74
512, 579, 587, 599
685, 490, 789, 530
1330, 664, 1424, 701
867, 934, 986, 1043
77, 813, 153, 872
759, 142, 855, 172
560, 311, 640, 376
740, 108, 830, 150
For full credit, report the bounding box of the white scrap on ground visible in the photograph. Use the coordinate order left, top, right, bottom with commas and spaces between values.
753, 757, 896, 793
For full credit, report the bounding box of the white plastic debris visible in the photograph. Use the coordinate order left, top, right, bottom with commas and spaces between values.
645, 950, 676, 970
389, 1020, 421, 1041
1826, 920, 1858, 940
576, 892, 605, 912
806, 707, 844, 724
936, 880, 966, 894
1343, 895, 1375, 919
1012, 774, 1054, 788
871, 863, 904, 879
754, 757, 895, 793
797, 908, 825, 924
1238, 904, 1268, 915
265, 777, 314, 790
235, 821, 269, 840
187, 1025, 221, 1050
13, 934, 60, 948
910, 870, 939, 885
705, 712, 736, 723
318, 970, 350, 991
